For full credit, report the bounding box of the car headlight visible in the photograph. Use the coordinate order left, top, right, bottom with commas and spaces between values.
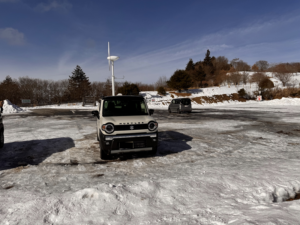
148, 121, 158, 131
102, 123, 114, 134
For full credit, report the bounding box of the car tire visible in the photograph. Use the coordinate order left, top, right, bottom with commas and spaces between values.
100, 149, 110, 160
177, 109, 181, 114
0, 128, 4, 149
168, 108, 171, 113
100, 143, 110, 160
151, 147, 157, 156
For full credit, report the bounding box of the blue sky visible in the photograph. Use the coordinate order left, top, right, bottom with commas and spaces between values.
0, 0, 300, 83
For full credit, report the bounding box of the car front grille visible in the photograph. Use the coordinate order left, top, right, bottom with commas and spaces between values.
114, 124, 148, 131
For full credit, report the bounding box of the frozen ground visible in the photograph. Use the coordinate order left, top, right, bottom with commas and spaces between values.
1, 102, 300, 224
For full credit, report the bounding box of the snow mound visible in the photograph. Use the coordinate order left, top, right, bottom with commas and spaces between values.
262, 97, 300, 106
2, 100, 25, 114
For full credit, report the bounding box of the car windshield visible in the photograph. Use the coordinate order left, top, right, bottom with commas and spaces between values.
181, 99, 191, 105
102, 97, 149, 117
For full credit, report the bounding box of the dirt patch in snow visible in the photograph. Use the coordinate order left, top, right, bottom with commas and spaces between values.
286, 193, 300, 201
169, 92, 192, 97
192, 93, 247, 105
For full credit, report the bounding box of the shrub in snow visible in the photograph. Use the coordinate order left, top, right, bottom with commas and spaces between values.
157, 87, 166, 96
259, 78, 274, 90
238, 88, 246, 98
259, 78, 275, 100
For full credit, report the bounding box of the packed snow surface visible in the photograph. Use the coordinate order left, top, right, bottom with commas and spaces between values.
1, 102, 300, 224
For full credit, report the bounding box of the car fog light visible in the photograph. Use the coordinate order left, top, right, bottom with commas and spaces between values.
153, 139, 156, 141
106, 142, 110, 145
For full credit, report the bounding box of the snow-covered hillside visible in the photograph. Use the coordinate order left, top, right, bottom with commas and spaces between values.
142, 72, 300, 109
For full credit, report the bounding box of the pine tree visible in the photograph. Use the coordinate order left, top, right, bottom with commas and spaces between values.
68, 65, 91, 100
193, 65, 206, 87
203, 49, 212, 66
185, 59, 195, 71
167, 70, 192, 92
0, 76, 21, 104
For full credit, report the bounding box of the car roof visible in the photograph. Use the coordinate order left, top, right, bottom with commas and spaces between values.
102, 95, 144, 100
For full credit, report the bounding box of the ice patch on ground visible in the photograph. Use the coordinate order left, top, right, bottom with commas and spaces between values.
2, 99, 26, 114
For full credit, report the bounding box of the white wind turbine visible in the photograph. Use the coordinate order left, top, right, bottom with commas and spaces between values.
107, 42, 119, 96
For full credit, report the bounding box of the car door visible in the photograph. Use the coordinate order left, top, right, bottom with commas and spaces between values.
170, 99, 177, 112
169, 100, 175, 112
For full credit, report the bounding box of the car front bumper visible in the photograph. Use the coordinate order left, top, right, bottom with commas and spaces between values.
100, 131, 158, 155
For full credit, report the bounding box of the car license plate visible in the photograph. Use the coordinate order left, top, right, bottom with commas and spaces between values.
134, 141, 145, 148
119, 141, 133, 150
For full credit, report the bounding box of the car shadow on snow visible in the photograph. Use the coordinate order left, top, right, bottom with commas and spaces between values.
157, 131, 193, 155
120, 131, 193, 161
0, 137, 75, 171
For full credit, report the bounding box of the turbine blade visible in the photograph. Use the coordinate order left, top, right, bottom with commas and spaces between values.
108, 42, 110, 57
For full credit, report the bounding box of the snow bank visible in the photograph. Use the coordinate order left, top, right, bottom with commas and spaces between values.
2, 100, 25, 114
261, 97, 300, 106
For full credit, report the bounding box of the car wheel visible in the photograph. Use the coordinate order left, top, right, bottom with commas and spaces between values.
177, 109, 181, 114
0, 128, 4, 149
168, 108, 171, 113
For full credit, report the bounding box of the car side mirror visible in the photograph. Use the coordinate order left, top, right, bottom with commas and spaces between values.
149, 109, 154, 115
91, 110, 99, 119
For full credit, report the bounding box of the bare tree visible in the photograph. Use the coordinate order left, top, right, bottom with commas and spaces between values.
229, 71, 242, 86
214, 56, 230, 71
236, 60, 250, 71
230, 58, 250, 72
273, 64, 293, 87
274, 72, 293, 87
255, 60, 269, 71
250, 72, 267, 86
154, 76, 168, 90
241, 71, 249, 86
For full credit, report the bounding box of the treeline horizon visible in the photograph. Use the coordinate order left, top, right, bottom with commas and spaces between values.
0, 50, 300, 105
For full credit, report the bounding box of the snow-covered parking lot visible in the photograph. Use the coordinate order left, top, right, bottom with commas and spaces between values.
1, 101, 300, 224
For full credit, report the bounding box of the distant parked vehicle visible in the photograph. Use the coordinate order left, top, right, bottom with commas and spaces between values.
0, 101, 4, 148
168, 98, 192, 114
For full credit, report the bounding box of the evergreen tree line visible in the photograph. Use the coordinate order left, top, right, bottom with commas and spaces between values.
1, 52, 300, 104
163, 50, 300, 92
0, 65, 154, 105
